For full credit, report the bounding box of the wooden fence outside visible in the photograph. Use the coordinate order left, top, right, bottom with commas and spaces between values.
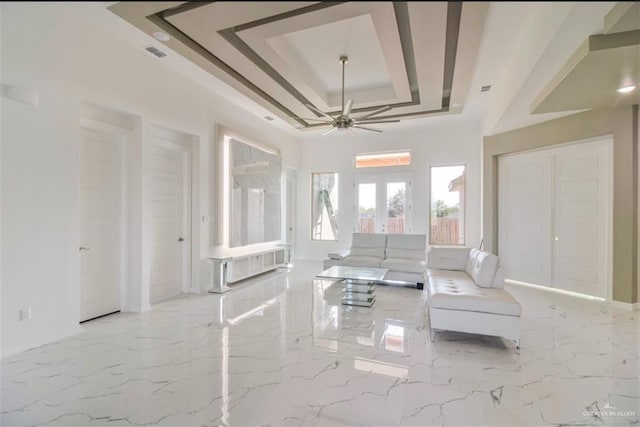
358, 217, 404, 234
430, 217, 460, 244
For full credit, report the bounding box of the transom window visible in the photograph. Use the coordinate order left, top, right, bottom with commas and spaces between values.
355, 151, 411, 168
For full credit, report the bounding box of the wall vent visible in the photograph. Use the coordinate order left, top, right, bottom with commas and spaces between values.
145, 46, 167, 58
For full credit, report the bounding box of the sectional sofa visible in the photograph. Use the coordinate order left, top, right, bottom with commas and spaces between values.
322, 233, 427, 289
426, 247, 521, 349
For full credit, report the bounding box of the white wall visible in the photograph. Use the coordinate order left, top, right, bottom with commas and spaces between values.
296, 119, 483, 260
0, 3, 301, 357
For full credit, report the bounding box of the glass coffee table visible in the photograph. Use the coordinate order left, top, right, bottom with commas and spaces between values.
316, 266, 388, 307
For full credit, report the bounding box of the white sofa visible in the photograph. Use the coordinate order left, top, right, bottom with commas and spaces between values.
426, 247, 521, 349
323, 233, 427, 289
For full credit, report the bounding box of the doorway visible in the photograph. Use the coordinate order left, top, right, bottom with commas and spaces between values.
355, 173, 412, 234
498, 137, 612, 299
284, 169, 297, 260
149, 128, 192, 303
79, 127, 123, 322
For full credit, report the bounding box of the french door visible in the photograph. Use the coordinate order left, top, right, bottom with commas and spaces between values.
355, 173, 412, 234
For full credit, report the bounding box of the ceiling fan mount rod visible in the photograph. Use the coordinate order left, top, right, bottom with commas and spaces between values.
339, 55, 348, 116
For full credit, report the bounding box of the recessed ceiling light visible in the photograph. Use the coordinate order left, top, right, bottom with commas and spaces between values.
152, 31, 170, 42
617, 85, 636, 93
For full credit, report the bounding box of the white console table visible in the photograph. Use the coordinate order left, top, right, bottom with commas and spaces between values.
209, 245, 287, 293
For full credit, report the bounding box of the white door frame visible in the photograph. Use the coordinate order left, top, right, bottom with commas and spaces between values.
354, 172, 413, 234
79, 118, 130, 319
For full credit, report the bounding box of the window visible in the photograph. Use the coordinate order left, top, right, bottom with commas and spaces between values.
429, 165, 465, 245
312, 172, 339, 240
355, 151, 410, 168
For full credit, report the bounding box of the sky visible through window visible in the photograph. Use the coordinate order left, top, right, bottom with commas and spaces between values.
431, 165, 465, 206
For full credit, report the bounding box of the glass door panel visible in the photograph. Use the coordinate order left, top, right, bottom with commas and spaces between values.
385, 182, 406, 234
358, 183, 376, 233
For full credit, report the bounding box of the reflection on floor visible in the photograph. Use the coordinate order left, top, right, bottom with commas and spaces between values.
2, 261, 639, 426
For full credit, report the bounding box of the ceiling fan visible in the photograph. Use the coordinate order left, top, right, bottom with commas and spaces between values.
296, 55, 400, 135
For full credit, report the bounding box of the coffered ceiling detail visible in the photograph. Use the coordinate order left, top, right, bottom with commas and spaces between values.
108, 2, 488, 131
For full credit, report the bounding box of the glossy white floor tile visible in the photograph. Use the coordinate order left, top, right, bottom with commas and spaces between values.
2, 261, 639, 426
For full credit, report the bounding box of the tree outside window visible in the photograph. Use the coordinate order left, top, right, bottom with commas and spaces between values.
430, 165, 465, 245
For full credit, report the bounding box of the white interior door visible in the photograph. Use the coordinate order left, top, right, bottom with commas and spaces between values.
552, 142, 610, 298
285, 169, 297, 244
355, 173, 412, 234
149, 139, 191, 303
499, 138, 611, 298
499, 153, 552, 286
79, 128, 122, 322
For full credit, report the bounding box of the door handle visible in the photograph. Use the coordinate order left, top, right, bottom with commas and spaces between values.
178, 237, 185, 242
79, 246, 90, 251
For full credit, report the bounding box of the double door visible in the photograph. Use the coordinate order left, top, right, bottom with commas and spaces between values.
498, 138, 611, 298
355, 173, 412, 234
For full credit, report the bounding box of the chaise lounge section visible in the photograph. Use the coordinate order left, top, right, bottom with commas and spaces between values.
323, 233, 427, 289
426, 247, 521, 349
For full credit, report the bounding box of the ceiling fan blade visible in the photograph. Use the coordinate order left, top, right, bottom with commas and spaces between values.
305, 104, 335, 120
343, 99, 353, 117
321, 127, 338, 136
346, 127, 354, 136
298, 117, 334, 123
352, 105, 392, 121
354, 119, 400, 124
353, 125, 383, 133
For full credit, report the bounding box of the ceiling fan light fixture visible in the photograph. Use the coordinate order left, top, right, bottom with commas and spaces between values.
294, 55, 398, 135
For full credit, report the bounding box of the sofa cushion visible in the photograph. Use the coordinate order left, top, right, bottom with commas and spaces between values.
468, 251, 499, 288
428, 271, 521, 316
328, 249, 351, 260
465, 248, 479, 276
386, 234, 426, 250
381, 258, 426, 274
351, 247, 386, 258
383, 270, 425, 284
427, 268, 470, 281
386, 248, 425, 260
341, 255, 382, 268
428, 247, 472, 271
350, 233, 387, 258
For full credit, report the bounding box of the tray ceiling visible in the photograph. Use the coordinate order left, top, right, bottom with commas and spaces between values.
108, 1, 488, 131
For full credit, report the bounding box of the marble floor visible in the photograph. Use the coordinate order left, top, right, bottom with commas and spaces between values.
1, 261, 639, 426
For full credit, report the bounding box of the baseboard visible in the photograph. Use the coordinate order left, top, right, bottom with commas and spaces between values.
2, 326, 81, 359
128, 303, 152, 313
609, 300, 639, 311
